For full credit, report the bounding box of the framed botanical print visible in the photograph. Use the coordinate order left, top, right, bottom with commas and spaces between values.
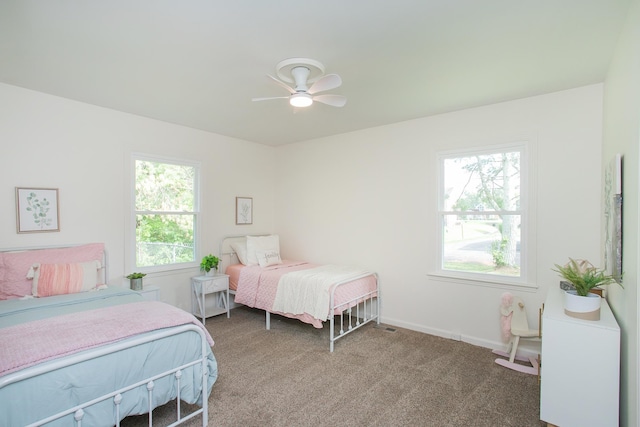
16, 187, 60, 233
236, 197, 253, 225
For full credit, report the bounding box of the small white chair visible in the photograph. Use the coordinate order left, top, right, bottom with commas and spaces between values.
492, 293, 541, 375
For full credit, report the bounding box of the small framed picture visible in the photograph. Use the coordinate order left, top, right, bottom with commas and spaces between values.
236, 197, 253, 225
16, 187, 60, 233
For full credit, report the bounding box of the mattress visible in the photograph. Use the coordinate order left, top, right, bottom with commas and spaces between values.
0, 287, 218, 427
226, 263, 243, 291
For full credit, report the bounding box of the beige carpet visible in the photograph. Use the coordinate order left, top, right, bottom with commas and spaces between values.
124, 306, 544, 426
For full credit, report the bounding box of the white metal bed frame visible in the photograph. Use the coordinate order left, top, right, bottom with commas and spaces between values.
0, 244, 212, 426
220, 235, 381, 352
0, 324, 211, 427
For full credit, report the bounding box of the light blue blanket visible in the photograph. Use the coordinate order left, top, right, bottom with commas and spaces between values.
0, 287, 218, 427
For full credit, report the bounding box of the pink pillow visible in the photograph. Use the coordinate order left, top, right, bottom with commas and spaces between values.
29, 261, 102, 297
0, 243, 104, 300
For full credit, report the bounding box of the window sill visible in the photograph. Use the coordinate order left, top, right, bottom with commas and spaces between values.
427, 271, 538, 292
138, 262, 199, 277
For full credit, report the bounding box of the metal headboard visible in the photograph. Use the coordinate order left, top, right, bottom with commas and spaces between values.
219, 234, 271, 272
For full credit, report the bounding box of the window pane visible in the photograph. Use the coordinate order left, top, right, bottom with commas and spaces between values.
443, 214, 520, 277
136, 214, 195, 267
444, 151, 520, 212
136, 160, 195, 212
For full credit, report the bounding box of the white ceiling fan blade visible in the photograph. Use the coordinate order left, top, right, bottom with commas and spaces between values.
252, 96, 289, 102
308, 74, 342, 94
267, 74, 295, 94
312, 94, 347, 107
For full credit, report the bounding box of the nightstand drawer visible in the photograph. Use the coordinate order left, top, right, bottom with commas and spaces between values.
139, 285, 160, 301
200, 278, 227, 293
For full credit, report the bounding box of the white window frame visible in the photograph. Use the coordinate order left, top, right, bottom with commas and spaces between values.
433, 140, 537, 289
130, 153, 201, 274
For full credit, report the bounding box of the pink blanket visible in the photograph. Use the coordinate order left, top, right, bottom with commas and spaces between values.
232, 261, 377, 328
0, 301, 213, 377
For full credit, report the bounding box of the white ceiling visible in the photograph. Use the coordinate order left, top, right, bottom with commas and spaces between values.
0, 1, 632, 146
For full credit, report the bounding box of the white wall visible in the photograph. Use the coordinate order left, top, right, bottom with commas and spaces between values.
0, 82, 276, 312
602, 0, 640, 425
275, 84, 604, 352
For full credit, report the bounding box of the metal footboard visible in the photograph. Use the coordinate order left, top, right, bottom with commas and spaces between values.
263, 272, 380, 352
329, 272, 380, 352
1, 324, 210, 427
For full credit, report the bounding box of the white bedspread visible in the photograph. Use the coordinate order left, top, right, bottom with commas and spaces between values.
272, 265, 371, 320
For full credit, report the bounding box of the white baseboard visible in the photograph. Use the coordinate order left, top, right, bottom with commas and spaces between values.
379, 316, 541, 360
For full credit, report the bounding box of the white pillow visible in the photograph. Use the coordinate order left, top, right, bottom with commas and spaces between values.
230, 240, 251, 265
256, 249, 282, 267
246, 235, 280, 266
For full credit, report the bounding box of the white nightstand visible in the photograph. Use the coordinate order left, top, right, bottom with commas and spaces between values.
138, 285, 160, 301
191, 274, 230, 324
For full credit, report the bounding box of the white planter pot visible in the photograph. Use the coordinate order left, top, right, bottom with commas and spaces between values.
563, 290, 601, 320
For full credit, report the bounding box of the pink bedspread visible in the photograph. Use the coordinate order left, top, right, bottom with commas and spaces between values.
0, 301, 213, 377
232, 261, 377, 328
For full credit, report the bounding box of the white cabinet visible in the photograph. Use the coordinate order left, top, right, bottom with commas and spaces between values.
191, 274, 230, 324
540, 286, 620, 427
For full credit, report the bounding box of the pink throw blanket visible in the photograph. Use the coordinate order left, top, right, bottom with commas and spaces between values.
0, 301, 214, 377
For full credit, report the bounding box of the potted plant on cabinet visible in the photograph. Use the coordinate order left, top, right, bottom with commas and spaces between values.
552, 258, 621, 320
200, 254, 220, 276
126, 272, 147, 291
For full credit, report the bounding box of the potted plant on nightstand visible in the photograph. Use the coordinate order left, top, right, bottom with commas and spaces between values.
200, 254, 220, 276
552, 258, 621, 320
126, 272, 147, 291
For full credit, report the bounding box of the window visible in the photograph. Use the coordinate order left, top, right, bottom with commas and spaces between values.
133, 155, 199, 269
438, 142, 531, 284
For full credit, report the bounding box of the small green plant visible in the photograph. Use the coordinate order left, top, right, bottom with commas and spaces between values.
552, 258, 621, 296
200, 254, 220, 273
491, 239, 508, 267
126, 272, 147, 279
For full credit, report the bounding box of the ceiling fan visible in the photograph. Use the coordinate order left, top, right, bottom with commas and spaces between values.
252, 58, 347, 108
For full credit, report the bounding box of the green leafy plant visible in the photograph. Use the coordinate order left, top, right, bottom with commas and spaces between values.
200, 254, 220, 273
552, 258, 621, 296
126, 272, 147, 279
491, 239, 508, 267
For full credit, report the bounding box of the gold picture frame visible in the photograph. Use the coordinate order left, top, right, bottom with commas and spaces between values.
16, 187, 60, 233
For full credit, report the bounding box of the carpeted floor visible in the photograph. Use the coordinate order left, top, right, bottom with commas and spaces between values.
124, 306, 544, 426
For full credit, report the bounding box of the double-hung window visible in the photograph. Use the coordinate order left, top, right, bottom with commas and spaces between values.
133, 155, 199, 269
438, 141, 533, 285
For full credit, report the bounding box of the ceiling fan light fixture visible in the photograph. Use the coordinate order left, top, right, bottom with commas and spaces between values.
289, 93, 313, 108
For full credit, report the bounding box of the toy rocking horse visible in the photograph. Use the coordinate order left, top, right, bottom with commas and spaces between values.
492, 292, 541, 375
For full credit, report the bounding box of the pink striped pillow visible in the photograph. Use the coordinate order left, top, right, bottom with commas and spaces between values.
29, 261, 102, 297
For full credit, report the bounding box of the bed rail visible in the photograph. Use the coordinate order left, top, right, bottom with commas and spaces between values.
1, 324, 210, 427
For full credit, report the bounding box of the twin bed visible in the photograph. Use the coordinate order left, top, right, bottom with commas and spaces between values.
221, 235, 380, 352
0, 243, 216, 427
0, 236, 380, 425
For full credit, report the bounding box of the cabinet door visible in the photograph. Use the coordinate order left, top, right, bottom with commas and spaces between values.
541, 317, 619, 426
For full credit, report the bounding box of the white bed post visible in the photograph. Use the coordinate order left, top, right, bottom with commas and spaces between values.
200, 331, 209, 427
